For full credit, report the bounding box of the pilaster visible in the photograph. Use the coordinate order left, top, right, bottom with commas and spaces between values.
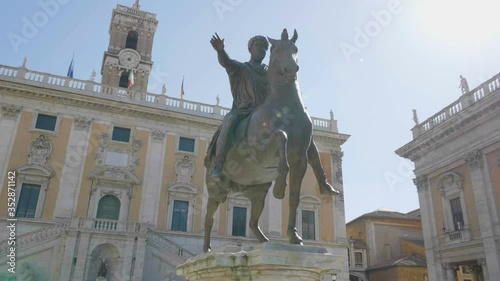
139, 129, 166, 225
0, 103, 22, 195
53, 116, 92, 219
465, 150, 500, 279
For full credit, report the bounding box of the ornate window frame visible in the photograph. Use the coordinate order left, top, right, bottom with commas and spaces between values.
15, 134, 54, 219
226, 193, 251, 237
297, 194, 321, 241
15, 166, 53, 219
30, 111, 62, 135
166, 183, 198, 232
437, 171, 469, 231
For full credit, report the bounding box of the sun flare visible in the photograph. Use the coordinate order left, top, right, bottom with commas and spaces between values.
416, 0, 499, 46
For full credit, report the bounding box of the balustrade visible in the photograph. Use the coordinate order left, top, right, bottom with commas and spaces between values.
0, 64, 336, 132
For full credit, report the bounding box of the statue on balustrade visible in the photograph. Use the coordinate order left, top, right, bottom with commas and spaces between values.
459, 75, 470, 94
203, 29, 340, 253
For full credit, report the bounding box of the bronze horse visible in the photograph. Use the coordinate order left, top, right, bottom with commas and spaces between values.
203, 29, 317, 252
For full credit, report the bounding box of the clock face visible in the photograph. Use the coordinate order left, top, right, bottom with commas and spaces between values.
118, 49, 141, 69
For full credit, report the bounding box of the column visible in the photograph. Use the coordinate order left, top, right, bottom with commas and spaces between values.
465, 150, 500, 280
331, 151, 349, 281
53, 116, 92, 220
139, 129, 166, 225
132, 237, 147, 281
58, 230, 78, 281
478, 258, 489, 281
331, 151, 347, 244
72, 232, 91, 281
0, 104, 22, 195
444, 263, 458, 281
121, 238, 136, 280
414, 175, 445, 281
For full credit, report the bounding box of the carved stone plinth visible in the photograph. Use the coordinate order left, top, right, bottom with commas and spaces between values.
176, 242, 342, 281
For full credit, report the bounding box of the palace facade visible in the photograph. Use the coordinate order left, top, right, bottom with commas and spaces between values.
396, 73, 500, 280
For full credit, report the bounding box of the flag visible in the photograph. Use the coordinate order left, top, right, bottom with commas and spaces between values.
128, 68, 134, 89
181, 76, 185, 100
67, 54, 74, 78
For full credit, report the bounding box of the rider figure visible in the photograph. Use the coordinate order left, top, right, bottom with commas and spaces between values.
210, 33, 269, 179
209, 33, 339, 195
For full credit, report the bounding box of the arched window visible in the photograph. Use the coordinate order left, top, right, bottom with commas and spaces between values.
125, 30, 138, 50
96, 195, 120, 220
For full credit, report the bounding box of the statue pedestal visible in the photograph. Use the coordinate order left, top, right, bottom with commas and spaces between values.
176, 242, 342, 281
96, 277, 107, 281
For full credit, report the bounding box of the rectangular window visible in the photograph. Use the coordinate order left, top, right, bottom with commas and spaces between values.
171, 200, 189, 232
179, 137, 195, 152
450, 198, 464, 231
301, 210, 316, 240
16, 183, 41, 218
112, 127, 131, 142
354, 252, 363, 268
232, 207, 247, 237
35, 114, 57, 131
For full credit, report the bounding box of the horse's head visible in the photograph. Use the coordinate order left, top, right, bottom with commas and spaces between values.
268, 29, 299, 84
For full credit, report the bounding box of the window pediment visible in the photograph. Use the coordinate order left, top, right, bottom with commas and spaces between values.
168, 183, 197, 194
17, 164, 53, 178
90, 166, 141, 185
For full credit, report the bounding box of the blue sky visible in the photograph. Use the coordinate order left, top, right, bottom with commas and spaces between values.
1, 0, 499, 221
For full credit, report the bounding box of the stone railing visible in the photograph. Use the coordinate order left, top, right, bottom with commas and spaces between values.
413, 73, 500, 138
445, 229, 471, 244
147, 229, 195, 260
0, 222, 69, 254
72, 217, 149, 233
0, 64, 337, 132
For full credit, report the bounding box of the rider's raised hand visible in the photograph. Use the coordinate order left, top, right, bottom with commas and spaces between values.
210, 33, 225, 51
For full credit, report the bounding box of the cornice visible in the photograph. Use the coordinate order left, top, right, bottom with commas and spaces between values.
396, 95, 500, 161
0, 82, 222, 131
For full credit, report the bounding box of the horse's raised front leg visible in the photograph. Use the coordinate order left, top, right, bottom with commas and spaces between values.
244, 183, 272, 243
203, 197, 221, 252
287, 152, 308, 245
307, 139, 340, 195
272, 130, 289, 199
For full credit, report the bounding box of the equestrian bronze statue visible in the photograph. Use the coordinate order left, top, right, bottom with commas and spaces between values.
203, 29, 339, 253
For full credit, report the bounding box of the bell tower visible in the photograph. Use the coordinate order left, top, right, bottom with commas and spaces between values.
101, 0, 158, 93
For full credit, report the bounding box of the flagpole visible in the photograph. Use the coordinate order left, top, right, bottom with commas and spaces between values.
181, 76, 185, 100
